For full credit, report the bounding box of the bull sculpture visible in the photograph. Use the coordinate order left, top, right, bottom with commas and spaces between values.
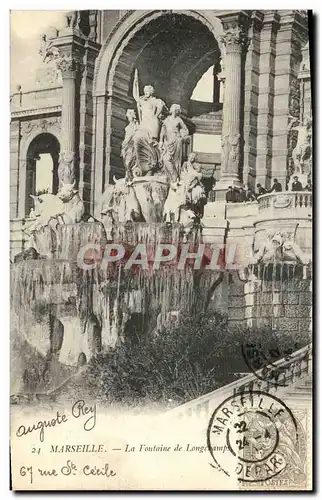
26, 181, 84, 236
17, 182, 85, 259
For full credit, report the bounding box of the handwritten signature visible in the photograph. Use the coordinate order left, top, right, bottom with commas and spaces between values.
16, 399, 97, 442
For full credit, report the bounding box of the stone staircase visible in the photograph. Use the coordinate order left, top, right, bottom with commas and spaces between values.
167, 343, 312, 418
277, 372, 312, 405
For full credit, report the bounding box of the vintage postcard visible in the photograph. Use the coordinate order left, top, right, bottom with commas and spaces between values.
10, 9, 313, 491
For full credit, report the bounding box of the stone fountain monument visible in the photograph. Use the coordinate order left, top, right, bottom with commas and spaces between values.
10, 74, 313, 399
11, 85, 207, 397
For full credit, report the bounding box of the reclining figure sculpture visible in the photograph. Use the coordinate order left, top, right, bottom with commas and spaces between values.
17, 182, 85, 260
251, 230, 312, 265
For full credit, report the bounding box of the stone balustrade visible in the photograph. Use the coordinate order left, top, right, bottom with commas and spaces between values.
258, 191, 312, 213
166, 343, 312, 419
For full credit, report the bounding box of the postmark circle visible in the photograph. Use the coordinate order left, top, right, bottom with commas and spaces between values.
207, 391, 298, 483
241, 343, 289, 387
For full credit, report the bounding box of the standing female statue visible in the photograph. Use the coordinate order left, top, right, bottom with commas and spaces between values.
159, 104, 189, 182
180, 152, 206, 214
136, 85, 165, 142
121, 109, 138, 180
132, 85, 165, 176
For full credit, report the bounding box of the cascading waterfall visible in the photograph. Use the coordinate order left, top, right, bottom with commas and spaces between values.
58, 222, 107, 261
11, 259, 75, 313
28, 221, 107, 261
11, 216, 215, 394
92, 262, 199, 347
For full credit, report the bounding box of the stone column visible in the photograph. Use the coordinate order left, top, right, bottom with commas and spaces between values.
79, 39, 100, 214
51, 14, 100, 210
61, 69, 76, 154
10, 120, 20, 218
56, 55, 83, 185
243, 11, 263, 189
46, 13, 86, 187
214, 12, 251, 201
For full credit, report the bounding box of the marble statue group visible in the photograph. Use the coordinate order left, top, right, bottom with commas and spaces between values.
101, 84, 206, 234
17, 82, 314, 263
17, 84, 206, 259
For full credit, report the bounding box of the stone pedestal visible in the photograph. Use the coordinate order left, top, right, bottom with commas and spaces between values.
201, 216, 228, 246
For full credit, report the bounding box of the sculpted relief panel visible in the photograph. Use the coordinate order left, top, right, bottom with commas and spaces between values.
20, 117, 61, 138
251, 229, 311, 266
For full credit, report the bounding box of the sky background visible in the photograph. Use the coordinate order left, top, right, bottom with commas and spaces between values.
10, 11, 66, 89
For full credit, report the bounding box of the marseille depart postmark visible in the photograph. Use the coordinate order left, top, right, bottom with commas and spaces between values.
207, 391, 299, 483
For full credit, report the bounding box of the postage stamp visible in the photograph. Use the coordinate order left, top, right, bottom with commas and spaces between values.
207, 390, 307, 485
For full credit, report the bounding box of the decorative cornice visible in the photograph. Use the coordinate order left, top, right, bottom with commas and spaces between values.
11, 106, 62, 119
278, 10, 309, 45
250, 10, 264, 33
298, 69, 310, 80
192, 111, 223, 122
262, 10, 280, 30
191, 110, 223, 134
42, 31, 87, 79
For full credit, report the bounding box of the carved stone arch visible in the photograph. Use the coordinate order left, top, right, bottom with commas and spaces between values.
18, 124, 61, 218
167, 48, 222, 110
93, 10, 223, 96
92, 10, 223, 216
19, 122, 61, 161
